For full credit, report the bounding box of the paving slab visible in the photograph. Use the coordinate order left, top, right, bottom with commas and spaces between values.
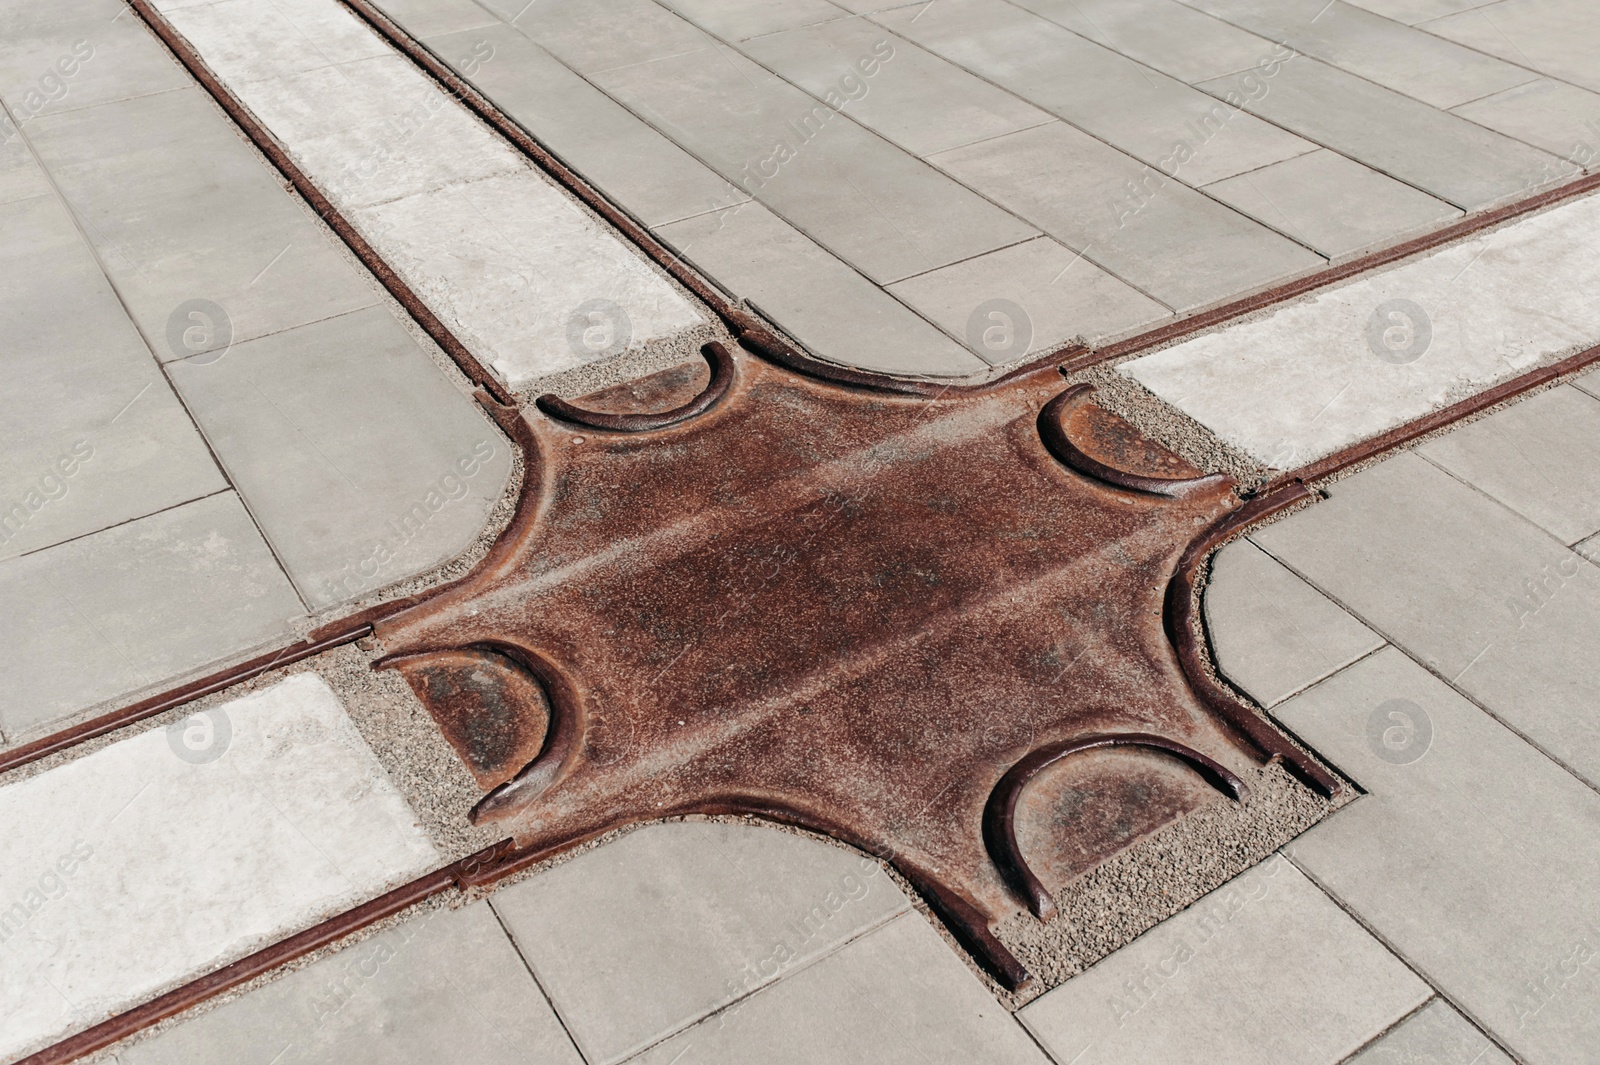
1120, 190, 1600, 467
1453, 78, 1600, 171
876, 0, 1317, 186
1417, 383, 1600, 544
367, 0, 501, 38
1272, 647, 1600, 1064
1202, 149, 1461, 260
887, 236, 1171, 361
931, 121, 1323, 313
1345, 999, 1514, 1065
1187, 0, 1536, 110
495, 0, 717, 74
1253, 452, 1600, 788
1198, 54, 1563, 210
1345, 0, 1497, 22
0, 493, 302, 740
1019, 853, 1429, 1065
1008, 0, 1277, 84
156, 0, 391, 84
0, 120, 50, 204
118, 901, 582, 1065
656, 200, 986, 376
488, 821, 910, 1065
1204, 537, 1385, 708
1422, 0, 1600, 95
0, 0, 190, 122
632, 912, 1049, 1065
167, 306, 514, 608
0, 674, 439, 1062
656, 0, 848, 42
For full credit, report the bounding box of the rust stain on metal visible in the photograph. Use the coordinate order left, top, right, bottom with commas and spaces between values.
372, 342, 1332, 989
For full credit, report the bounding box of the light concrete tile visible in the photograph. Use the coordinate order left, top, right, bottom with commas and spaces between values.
1202, 149, 1461, 260
1009, 0, 1277, 83
1254, 452, 1600, 787
364, 0, 502, 38
656, 200, 986, 377
1453, 78, 1600, 171
887, 237, 1170, 362
1272, 648, 1600, 1065
1120, 190, 1600, 466
633, 913, 1048, 1065
1344, 0, 1497, 22
118, 901, 581, 1065
876, 0, 1317, 186
500, 0, 717, 73
1418, 384, 1600, 544
1187, 0, 1537, 109
0, 493, 302, 738
0, 193, 226, 562
351, 169, 706, 386
1346, 999, 1513, 1065
1578, 533, 1599, 562
1198, 55, 1564, 210
0, 674, 439, 1062
423, 23, 746, 227
1019, 854, 1429, 1065
490, 821, 910, 1065
157, 0, 390, 83
742, 16, 1054, 157
0, 2, 190, 121
932, 121, 1323, 313
26, 87, 380, 357
657, 0, 848, 41
1205, 537, 1385, 708
1423, 0, 1600, 94
167, 306, 513, 608
0, 121, 49, 204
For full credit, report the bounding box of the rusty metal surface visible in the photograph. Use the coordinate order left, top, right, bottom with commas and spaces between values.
372, 342, 1329, 988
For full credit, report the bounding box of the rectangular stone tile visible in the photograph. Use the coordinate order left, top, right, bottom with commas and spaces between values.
0, 493, 302, 739
0, 0, 190, 122
657, 0, 848, 41
1453, 78, 1600, 171
500, 0, 718, 74
742, 16, 1054, 157
423, 23, 746, 227
1418, 384, 1600, 544
26, 86, 380, 357
1253, 451, 1600, 787
875, 0, 1316, 186
633, 913, 1049, 1065
368, 0, 502, 38
1188, 0, 1536, 109
1345, 0, 1496, 22
489, 821, 909, 1065
1009, 0, 1277, 83
1423, 0, 1600, 94
0, 120, 49, 204
1205, 537, 1385, 708
167, 306, 514, 609
1019, 854, 1429, 1065
1202, 148, 1461, 260
1272, 648, 1600, 1064
1198, 55, 1564, 210
932, 121, 1324, 313
1346, 999, 1514, 1065
656, 200, 986, 376
0, 193, 226, 562
118, 901, 581, 1065
888, 236, 1171, 362
0, 674, 439, 1062
1120, 190, 1600, 467
157, 0, 390, 84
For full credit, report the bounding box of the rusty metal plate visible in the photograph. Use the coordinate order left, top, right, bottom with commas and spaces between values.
373, 343, 1328, 988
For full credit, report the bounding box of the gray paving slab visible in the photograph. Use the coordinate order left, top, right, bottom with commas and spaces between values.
357, 0, 501, 39
422, 23, 746, 228
118, 901, 583, 1065
1008, 0, 1278, 84
1252, 451, 1600, 788
26, 86, 379, 358
1578, 533, 1599, 563
1202, 149, 1462, 260
1578, 367, 1600, 401
931, 121, 1324, 313
0, 493, 300, 740
1345, 999, 1514, 1065
1422, 0, 1600, 95
0, 123, 49, 204
875, 0, 1317, 186
656, 200, 987, 376
1417, 384, 1600, 545
1019, 854, 1429, 1065
1198, 55, 1565, 210
489, 821, 910, 1065
656, 0, 848, 42
1204, 537, 1385, 708
167, 306, 513, 609
1272, 647, 1600, 1065
1345, 0, 1497, 22
741, 15, 1054, 157
887, 236, 1171, 361
494, 0, 716, 73
0, 0, 191, 123
1186, 0, 1536, 110
0, 193, 225, 562
1453, 78, 1600, 171
632, 913, 1049, 1065
156, 0, 391, 85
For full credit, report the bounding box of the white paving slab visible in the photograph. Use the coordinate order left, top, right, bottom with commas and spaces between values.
0, 673, 438, 1062
1121, 191, 1600, 467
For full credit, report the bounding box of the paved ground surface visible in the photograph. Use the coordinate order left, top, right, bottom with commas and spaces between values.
3, 1, 1600, 1063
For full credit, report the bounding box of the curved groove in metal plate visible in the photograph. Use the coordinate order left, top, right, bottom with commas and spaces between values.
535, 342, 738, 431
1039, 384, 1233, 498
